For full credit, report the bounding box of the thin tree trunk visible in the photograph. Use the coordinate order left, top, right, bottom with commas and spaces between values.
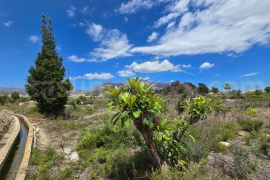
140, 128, 162, 167
133, 117, 166, 169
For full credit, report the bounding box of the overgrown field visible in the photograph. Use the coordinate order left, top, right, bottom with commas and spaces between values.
0, 92, 270, 179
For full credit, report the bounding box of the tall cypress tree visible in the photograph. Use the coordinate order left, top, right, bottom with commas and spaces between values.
26, 14, 72, 117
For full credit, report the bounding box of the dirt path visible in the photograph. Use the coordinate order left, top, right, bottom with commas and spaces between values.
28, 118, 50, 150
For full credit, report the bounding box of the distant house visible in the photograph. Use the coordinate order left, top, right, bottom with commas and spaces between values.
244, 90, 256, 94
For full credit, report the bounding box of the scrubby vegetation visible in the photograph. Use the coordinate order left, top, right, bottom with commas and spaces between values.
1, 79, 270, 179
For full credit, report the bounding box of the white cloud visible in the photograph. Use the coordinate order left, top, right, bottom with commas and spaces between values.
66, 5, 76, 17
154, 13, 179, 28
131, 0, 270, 56
118, 0, 154, 14
240, 72, 258, 77
142, 77, 150, 81
79, 23, 85, 27
167, 22, 175, 29
117, 70, 135, 77
125, 59, 180, 73
67, 55, 86, 63
29, 36, 39, 43
200, 62, 214, 72
182, 64, 191, 68
147, 32, 158, 42
2, 21, 13, 27
215, 74, 220, 76
169, 0, 190, 13
124, 17, 128, 22
70, 73, 114, 80
56, 45, 61, 51
82, 6, 88, 14
90, 29, 133, 61
86, 23, 103, 41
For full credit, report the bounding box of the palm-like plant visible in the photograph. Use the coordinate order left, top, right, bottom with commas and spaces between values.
223, 83, 231, 98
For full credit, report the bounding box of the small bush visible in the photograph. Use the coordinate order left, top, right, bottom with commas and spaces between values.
237, 117, 263, 132
0, 95, 7, 106
221, 122, 239, 141
244, 136, 251, 146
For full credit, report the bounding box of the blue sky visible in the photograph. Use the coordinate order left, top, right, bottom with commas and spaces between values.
1, 0, 270, 92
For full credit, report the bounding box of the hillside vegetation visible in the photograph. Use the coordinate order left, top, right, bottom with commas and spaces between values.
0, 80, 270, 179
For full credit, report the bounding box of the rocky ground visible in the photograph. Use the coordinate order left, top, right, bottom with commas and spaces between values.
0, 110, 13, 141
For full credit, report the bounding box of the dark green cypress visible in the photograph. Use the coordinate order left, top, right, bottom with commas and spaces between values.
25, 14, 73, 117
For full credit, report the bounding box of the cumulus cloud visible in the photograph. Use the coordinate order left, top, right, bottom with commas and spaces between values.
86, 23, 103, 41
200, 62, 214, 72
117, 70, 135, 77
67, 55, 86, 63
131, 0, 270, 56
147, 32, 158, 42
90, 29, 133, 61
66, 5, 76, 17
125, 59, 180, 73
118, 0, 154, 14
70, 73, 114, 80
29, 36, 39, 43
2, 21, 13, 27
240, 72, 258, 77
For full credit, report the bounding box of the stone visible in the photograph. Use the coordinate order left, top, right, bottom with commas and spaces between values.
70, 152, 79, 161
238, 130, 249, 136
63, 147, 71, 155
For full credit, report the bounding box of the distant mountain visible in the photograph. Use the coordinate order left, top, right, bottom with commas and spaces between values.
0, 87, 26, 95
0, 80, 169, 97
83, 80, 168, 96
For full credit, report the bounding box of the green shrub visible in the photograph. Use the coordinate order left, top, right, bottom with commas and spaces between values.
0, 95, 7, 106
237, 117, 263, 132
221, 122, 239, 141
11, 91, 20, 102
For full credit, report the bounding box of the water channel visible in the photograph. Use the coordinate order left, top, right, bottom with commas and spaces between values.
0, 117, 28, 180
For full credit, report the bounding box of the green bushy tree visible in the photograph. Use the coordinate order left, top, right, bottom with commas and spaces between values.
211, 87, 219, 93
11, 91, 20, 102
265, 86, 270, 93
0, 94, 7, 106
198, 83, 209, 94
25, 14, 72, 117
105, 77, 212, 169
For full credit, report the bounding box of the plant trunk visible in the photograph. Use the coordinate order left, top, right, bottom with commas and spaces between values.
133, 117, 167, 169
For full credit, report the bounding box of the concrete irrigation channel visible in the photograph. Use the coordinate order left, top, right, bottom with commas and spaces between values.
0, 112, 34, 180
